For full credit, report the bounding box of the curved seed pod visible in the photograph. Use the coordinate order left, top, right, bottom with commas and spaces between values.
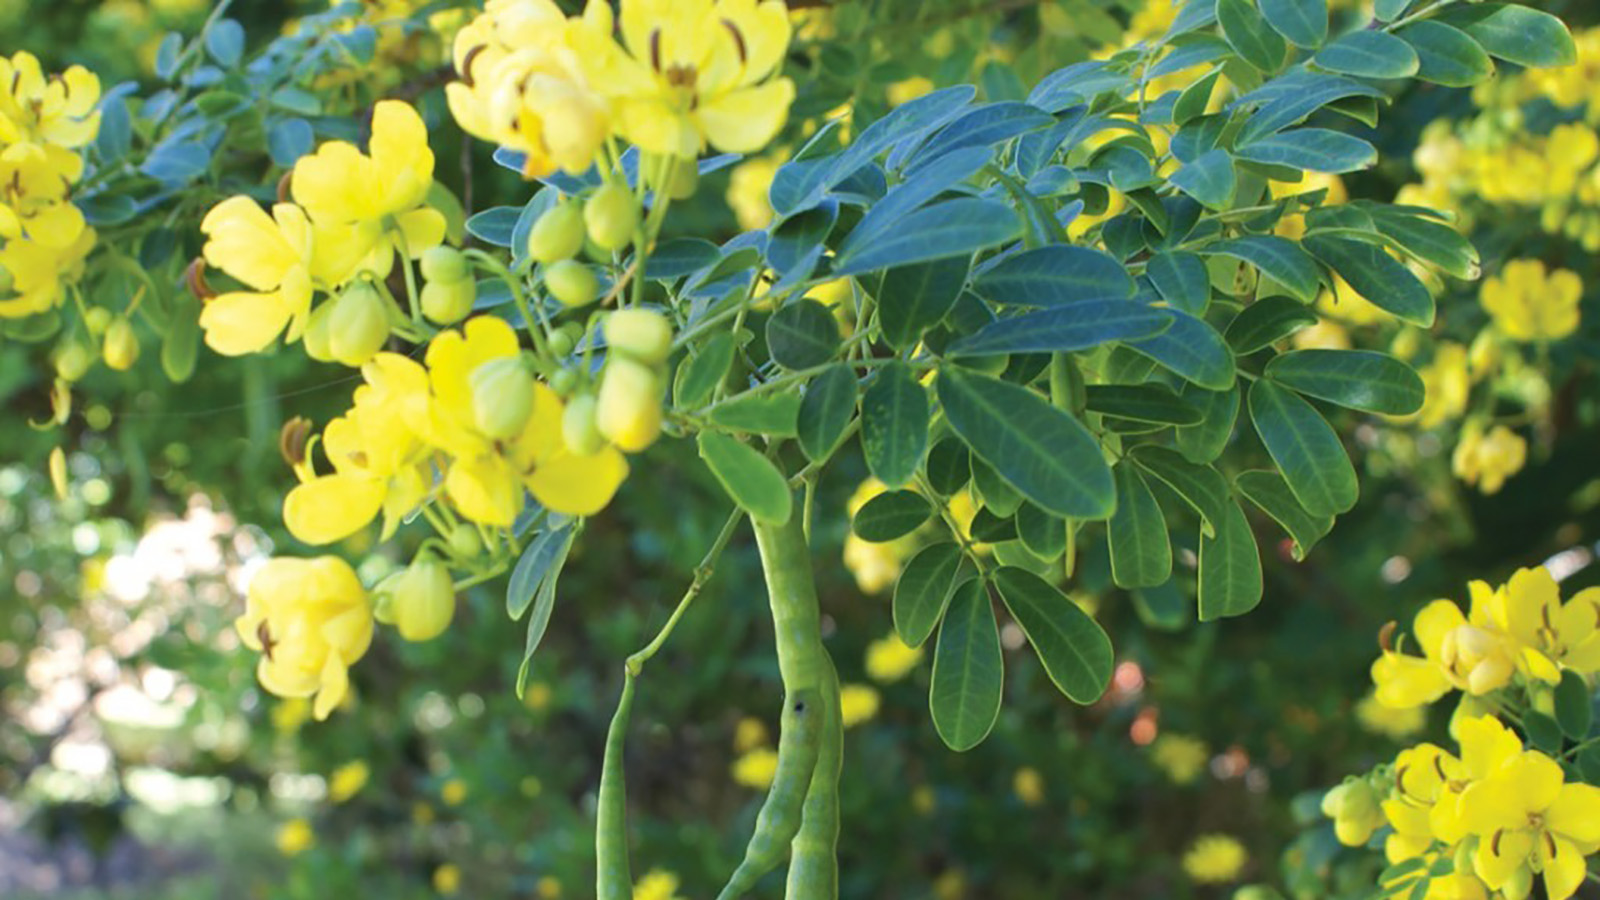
785, 653, 843, 900
716, 687, 824, 900
596, 673, 636, 900
753, 514, 826, 694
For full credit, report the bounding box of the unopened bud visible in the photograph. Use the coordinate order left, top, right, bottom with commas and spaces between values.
420, 246, 470, 285
596, 356, 663, 453
562, 393, 605, 456
584, 182, 639, 251
603, 308, 672, 365
102, 317, 139, 371
469, 356, 536, 440
421, 278, 476, 325
328, 283, 391, 367
383, 558, 456, 642
545, 259, 598, 308
527, 202, 585, 264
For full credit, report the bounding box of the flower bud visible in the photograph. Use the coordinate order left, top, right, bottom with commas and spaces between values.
548, 367, 578, 396
421, 278, 476, 325
596, 357, 663, 453
102, 317, 140, 371
54, 341, 93, 382
562, 393, 605, 456
1322, 779, 1383, 847
385, 558, 456, 642
527, 202, 585, 264
447, 524, 481, 561
584, 183, 639, 251
420, 246, 470, 285
469, 356, 536, 440
328, 283, 391, 367
547, 326, 578, 359
302, 302, 336, 362
603, 309, 672, 365
84, 307, 112, 335
545, 260, 599, 308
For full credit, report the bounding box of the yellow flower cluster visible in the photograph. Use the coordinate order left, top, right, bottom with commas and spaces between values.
197, 100, 448, 361
446, 0, 795, 178
1150, 733, 1210, 785
1182, 834, 1247, 884
1372, 567, 1600, 710
1451, 422, 1527, 496
1479, 259, 1581, 343
0, 51, 101, 319
1351, 715, 1600, 900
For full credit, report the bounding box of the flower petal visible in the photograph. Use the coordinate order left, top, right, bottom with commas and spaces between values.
695, 79, 795, 154
283, 474, 385, 545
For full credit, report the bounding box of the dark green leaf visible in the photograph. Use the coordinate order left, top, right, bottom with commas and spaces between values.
1236, 128, 1376, 174
1226, 296, 1319, 354
930, 578, 1004, 751
1219, 0, 1289, 70
1109, 465, 1173, 589
1133, 579, 1192, 631
1440, 4, 1576, 68
895, 543, 965, 648
936, 368, 1115, 519
969, 508, 1018, 543
1397, 21, 1493, 88
1260, 0, 1327, 49
766, 298, 841, 370
1555, 670, 1592, 740
675, 332, 735, 408
1016, 502, 1066, 560
1303, 234, 1435, 326
1085, 384, 1203, 425
878, 257, 970, 349
1233, 70, 1385, 144
1313, 31, 1420, 79
515, 526, 575, 695
1147, 251, 1211, 315
1205, 236, 1321, 303
1127, 308, 1236, 390
834, 198, 1020, 277
972, 245, 1136, 307
1370, 210, 1480, 280
1266, 349, 1424, 415
798, 365, 858, 463
994, 567, 1113, 703
1131, 446, 1231, 535
947, 300, 1172, 356
1249, 380, 1357, 517
507, 523, 573, 619
697, 432, 793, 525
1235, 469, 1334, 559
853, 490, 934, 542
862, 362, 930, 488
1177, 384, 1240, 465
970, 456, 1023, 518
1525, 711, 1564, 755
1199, 497, 1263, 620
709, 391, 802, 436
1169, 148, 1237, 210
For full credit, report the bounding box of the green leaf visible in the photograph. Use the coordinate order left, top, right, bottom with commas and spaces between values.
697, 432, 793, 525
1176, 384, 1240, 465
971, 245, 1136, 307
1266, 349, 1424, 415
1127, 308, 1236, 390
674, 332, 735, 408
1302, 234, 1435, 326
1198, 497, 1263, 620
1131, 446, 1231, 536
925, 437, 972, 495
853, 490, 934, 542
1259, 0, 1327, 49
1397, 21, 1493, 88
1248, 380, 1357, 517
895, 543, 965, 648
936, 368, 1115, 519
507, 523, 574, 619
515, 526, 575, 695
1313, 31, 1420, 79
797, 365, 857, 463
160, 295, 199, 383
1133, 580, 1192, 631
834, 198, 1020, 277
766, 298, 841, 370
1525, 711, 1564, 755
1579, 746, 1600, 784
970, 456, 1024, 518
1146, 251, 1211, 315
708, 391, 802, 436
994, 567, 1113, 704
1374, 0, 1410, 21
1016, 502, 1067, 561
969, 508, 1018, 543
1109, 465, 1173, 589
1555, 670, 1592, 740
930, 578, 1004, 751
1205, 236, 1321, 303
1218, 0, 1289, 71
1169, 148, 1237, 210
1370, 209, 1480, 280
1226, 296, 1319, 354
1236, 129, 1376, 174
1084, 384, 1203, 426
1235, 469, 1334, 559
878, 257, 970, 350
946, 301, 1172, 356
861, 362, 930, 488
205, 18, 245, 67
1440, 4, 1576, 69
1174, 69, 1224, 127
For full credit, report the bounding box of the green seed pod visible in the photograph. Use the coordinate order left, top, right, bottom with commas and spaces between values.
419, 245, 470, 285
596, 674, 636, 900
785, 656, 842, 900
102, 317, 140, 371
527, 202, 586, 264
717, 688, 824, 900
603, 308, 672, 365
470, 356, 536, 440
546, 260, 600, 308
421, 278, 476, 325
547, 327, 578, 359
562, 393, 605, 456
328, 282, 391, 367
585, 182, 640, 251
548, 367, 579, 397
54, 340, 93, 382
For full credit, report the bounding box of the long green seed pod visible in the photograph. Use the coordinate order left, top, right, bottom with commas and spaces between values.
717, 687, 824, 900
785, 653, 843, 900
596, 672, 635, 900
753, 513, 825, 694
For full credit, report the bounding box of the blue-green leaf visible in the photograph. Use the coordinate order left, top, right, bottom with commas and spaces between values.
1146, 251, 1211, 315
930, 577, 1004, 751
853, 490, 934, 542
1259, 0, 1327, 49
1440, 4, 1576, 69
1313, 31, 1420, 79
1169, 148, 1237, 210
1109, 465, 1173, 589
834, 198, 1019, 276
1204, 236, 1322, 303
1397, 21, 1493, 88
1265, 349, 1424, 415
1199, 497, 1263, 620
1235, 469, 1333, 560
1218, 0, 1289, 71
1248, 380, 1357, 517
972, 245, 1136, 307
1226, 296, 1319, 353
895, 543, 965, 648
1127, 308, 1235, 390
862, 362, 930, 489
1236, 128, 1376, 174
878, 257, 970, 350
1303, 234, 1435, 326
797, 364, 858, 463
767, 298, 842, 370
947, 300, 1172, 356
697, 433, 792, 525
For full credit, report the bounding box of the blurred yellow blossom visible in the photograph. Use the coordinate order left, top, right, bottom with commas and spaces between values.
1355, 694, 1425, 740
276, 818, 314, 856
327, 760, 369, 803
1013, 767, 1044, 807
1183, 834, 1247, 884
734, 716, 769, 752
271, 697, 312, 734
887, 76, 934, 107
1151, 734, 1209, 785
236, 556, 373, 720
412, 802, 435, 825
634, 868, 683, 900
1451, 423, 1526, 495
441, 777, 468, 806
727, 155, 784, 231
865, 633, 924, 683
537, 876, 562, 899
932, 868, 966, 900
912, 784, 936, 815
1291, 320, 1352, 351
732, 747, 779, 789
839, 683, 881, 728
1413, 343, 1470, 430
1480, 259, 1581, 342
524, 681, 554, 712
434, 863, 461, 895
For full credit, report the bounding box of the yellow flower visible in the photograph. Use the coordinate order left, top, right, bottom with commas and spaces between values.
731, 746, 778, 789
434, 863, 462, 895
838, 683, 880, 728
1291, 319, 1352, 351
1480, 259, 1581, 342
733, 715, 768, 752
583, 0, 796, 157
271, 697, 312, 734
236, 556, 373, 720
1373, 596, 1515, 709
525, 681, 554, 712
1383, 717, 1522, 858
1151, 734, 1210, 785
1414, 343, 1470, 430
1322, 777, 1385, 846
887, 76, 934, 107
292, 100, 446, 278
1013, 767, 1044, 807
634, 868, 682, 900
1475, 567, 1600, 678
1460, 748, 1600, 900
537, 876, 562, 899
1183, 834, 1247, 884
276, 818, 314, 856
865, 633, 924, 683
441, 777, 468, 806
1355, 693, 1426, 740
727, 154, 782, 230
0, 52, 101, 153
421, 316, 629, 526
327, 760, 370, 803
283, 353, 432, 545
1451, 422, 1526, 495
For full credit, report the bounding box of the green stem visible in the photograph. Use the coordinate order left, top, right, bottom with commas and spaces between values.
626, 508, 746, 676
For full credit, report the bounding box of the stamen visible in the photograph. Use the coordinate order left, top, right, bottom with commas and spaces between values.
185, 257, 215, 301
276, 170, 293, 205
650, 28, 663, 72
279, 416, 312, 469
722, 19, 748, 66
460, 44, 486, 87
257, 621, 278, 661
1378, 620, 1397, 654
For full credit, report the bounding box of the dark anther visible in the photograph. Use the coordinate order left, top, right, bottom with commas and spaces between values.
185, 258, 215, 301
460, 44, 486, 86
722, 19, 748, 66
650, 28, 663, 72
1377, 620, 1396, 654
279, 416, 312, 469
276, 170, 294, 205
257, 621, 279, 662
